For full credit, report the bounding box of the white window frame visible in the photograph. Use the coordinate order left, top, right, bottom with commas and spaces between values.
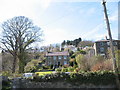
48, 56, 51, 59
100, 47, 104, 53
100, 42, 104, 46
107, 42, 110, 46
64, 56, 67, 59
64, 61, 67, 65
53, 56, 57, 60
58, 56, 62, 59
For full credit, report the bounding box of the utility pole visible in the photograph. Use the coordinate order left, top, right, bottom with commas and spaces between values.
102, 0, 120, 89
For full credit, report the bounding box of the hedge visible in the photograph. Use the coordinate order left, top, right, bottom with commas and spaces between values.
32, 71, 119, 85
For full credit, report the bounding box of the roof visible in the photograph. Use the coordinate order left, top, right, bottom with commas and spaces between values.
95, 39, 120, 43
46, 51, 69, 56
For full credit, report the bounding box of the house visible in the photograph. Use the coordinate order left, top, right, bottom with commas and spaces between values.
45, 51, 69, 68
87, 48, 95, 57
94, 39, 120, 57
63, 45, 77, 52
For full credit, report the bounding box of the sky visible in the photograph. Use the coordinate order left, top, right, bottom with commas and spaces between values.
0, 0, 119, 47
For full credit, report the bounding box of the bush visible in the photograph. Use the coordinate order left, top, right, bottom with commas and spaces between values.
69, 71, 116, 85
43, 65, 50, 69
63, 64, 69, 68
32, 71, 118, 85
61, 68, 68, 72
68, 67, 74, 72
74, 68, 81, 72
24, 59, 41, 73
2, 71, 11, 76
91, 59, 113, 71
50, 64, 53, 69
33, 72, 70, 82
79, 50, 86, 54
55, 68, 61, 73
2, 76, 12, 90
37, 67, 43, 72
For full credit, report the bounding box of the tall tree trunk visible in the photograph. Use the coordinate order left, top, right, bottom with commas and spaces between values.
12, 54, 17, 73
19, 59, 25, 73
18, 50, 26, 73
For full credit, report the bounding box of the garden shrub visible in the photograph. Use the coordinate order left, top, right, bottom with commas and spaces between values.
2, 71, 11, 77
55, 68, 61, 73
2, 76, 12, 90
37, 68, 43, 72
74, 68, 81, 72
63, 64, 69, 68
32, 71, 118, 85
91, 59, 113, 71
68, 67, 74, 72
43, 65, 50, 69
61, 68, 68, 72
24, 59, 41, 73
33, 72, 70, 82
50, 64, 53, 69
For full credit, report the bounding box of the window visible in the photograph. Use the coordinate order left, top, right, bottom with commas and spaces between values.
64, 56, 67, 59
64, 61, 67, 65
100, 42, 104, 46
113, 42, 117, 46
53, 56, 56, 60
48, 56, 51, 59
107, 42, 110, 46
54, 61, 57, 65
100, 47, 104, 53
58, 56, 62, 59
48, 61, 50, 65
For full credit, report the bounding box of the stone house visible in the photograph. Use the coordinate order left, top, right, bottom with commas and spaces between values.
94, 39, 120, 57
45, 51, 69, 67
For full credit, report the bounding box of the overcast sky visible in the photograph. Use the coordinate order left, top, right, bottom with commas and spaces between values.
0, 0, 119, 47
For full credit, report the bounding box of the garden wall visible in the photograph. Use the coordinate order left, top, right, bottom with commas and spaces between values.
11, 78, 117, 89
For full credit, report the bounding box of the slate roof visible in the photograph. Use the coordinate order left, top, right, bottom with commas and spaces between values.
95, 39, 120, 43
46, 51, 69, 56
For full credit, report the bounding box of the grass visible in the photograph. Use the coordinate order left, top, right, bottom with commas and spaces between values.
35, 71, 53, 76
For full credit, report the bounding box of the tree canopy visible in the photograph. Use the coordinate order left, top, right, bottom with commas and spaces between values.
61, 37, 82, 47
78, 40, 94, 48
0, 16, 42, 73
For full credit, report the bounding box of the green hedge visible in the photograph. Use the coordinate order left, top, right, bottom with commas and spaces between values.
2, 76, 12, 90
32, 71, 119, 85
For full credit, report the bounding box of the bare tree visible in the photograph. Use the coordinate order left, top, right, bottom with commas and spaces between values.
0, 16, 42, 73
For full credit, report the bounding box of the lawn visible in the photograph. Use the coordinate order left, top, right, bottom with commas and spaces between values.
35, 71, 53, 76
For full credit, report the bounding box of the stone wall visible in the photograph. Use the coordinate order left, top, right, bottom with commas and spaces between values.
11, 78, 117, 89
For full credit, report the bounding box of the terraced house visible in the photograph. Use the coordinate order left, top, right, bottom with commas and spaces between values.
94, 39, 120, 57
45, 51, 69, 68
